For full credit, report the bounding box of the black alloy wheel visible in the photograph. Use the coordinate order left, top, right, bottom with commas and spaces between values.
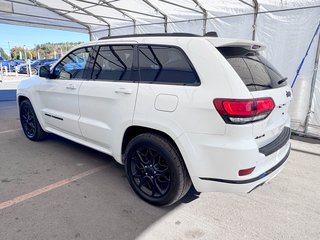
20, 99, 46, 141
130, 145, 171, 199
125, 133, 191, 206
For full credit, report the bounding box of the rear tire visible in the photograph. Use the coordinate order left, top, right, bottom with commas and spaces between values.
19, 99, 46, 141
31, 68, 38, 75
124, 133, 191, 206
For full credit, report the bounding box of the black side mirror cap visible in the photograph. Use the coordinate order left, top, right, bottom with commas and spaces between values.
39, 65, 51, 78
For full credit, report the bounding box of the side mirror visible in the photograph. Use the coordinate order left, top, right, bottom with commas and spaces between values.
39, 65, 51, 78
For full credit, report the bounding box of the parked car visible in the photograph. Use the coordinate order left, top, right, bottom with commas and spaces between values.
0, 59, 25, 71
17, 33, 292, 206
18, 59, 57, 75
0, 60, 9, 68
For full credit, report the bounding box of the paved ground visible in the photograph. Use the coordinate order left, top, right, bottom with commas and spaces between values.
0, 94, 319, 240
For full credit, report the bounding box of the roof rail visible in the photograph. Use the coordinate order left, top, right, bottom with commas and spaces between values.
98, 32, 218, 40
98, 32, 205, 40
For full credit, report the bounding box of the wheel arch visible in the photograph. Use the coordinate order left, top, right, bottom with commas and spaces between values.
17, 95, 47, 133
121, 126, 182, 163
18, 95, 29, 106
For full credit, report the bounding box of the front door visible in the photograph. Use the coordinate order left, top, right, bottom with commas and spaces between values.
36, 46, 94, 137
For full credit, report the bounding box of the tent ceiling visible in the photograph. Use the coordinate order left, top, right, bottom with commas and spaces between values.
0, 0, 257, 36
1, 0, 319, 39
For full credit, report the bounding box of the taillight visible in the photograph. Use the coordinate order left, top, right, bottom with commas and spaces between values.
213, 98, 275, 124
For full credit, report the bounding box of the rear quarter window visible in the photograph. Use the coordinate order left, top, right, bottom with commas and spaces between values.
218, 47, 287, 91
138, 45, 200, 85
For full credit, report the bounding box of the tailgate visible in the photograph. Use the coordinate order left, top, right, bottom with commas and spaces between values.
217, 46, 292, 148
251, 86, 292, 148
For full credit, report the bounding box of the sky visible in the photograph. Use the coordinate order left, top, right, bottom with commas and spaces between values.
0, 23, 89, 55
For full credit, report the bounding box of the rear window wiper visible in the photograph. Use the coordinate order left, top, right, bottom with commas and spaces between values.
246, 83, 272, 88
277, 77, 287, 85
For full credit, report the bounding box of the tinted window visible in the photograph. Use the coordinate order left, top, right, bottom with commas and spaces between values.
54, 47, 93, 80
218, 47, 286, 91
92, 45, 134, 81
138, 45, 199, 85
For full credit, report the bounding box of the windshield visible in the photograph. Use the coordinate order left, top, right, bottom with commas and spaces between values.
218, 47, 287, 91
31, 60, 40, 65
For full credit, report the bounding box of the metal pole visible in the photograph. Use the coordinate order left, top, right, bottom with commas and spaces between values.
100, 0, 136, 34
239, 0, 259, 40
23, 46, 27, 60
304, 31, 320, 134
8, 41, 11, 57
192, 0, 207, 35
252, 0, 259, 41
89, 30, 94, 41
142, 0, 168, 33
28, 59, 32, 77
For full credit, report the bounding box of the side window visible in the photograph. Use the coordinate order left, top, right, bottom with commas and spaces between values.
138, 45, 199, 85
54, 47, 93, 80
92, 45, 134, 81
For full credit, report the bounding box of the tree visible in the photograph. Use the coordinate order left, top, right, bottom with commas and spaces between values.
9, 42, 83, 60
10, 46, 26, 60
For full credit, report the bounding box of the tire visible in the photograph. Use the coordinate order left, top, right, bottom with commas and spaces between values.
124, 133, 191, 206
31, 68, 38, 75
19, 99, 46, 141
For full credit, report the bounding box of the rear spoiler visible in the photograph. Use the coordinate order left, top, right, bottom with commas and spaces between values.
206, 38, 266, 51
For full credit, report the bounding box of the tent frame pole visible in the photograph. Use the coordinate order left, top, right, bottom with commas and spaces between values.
74, 0, 163, 20
31, 0, 91, 33
191, 0, 207, 35
100, 0, 136, 34
252, 0, 259, 40
304, 31, 320, 134
61, 0, 111, 36
142, 0, 168, 33
158, 0, 202, 14
238, 0, 259, 40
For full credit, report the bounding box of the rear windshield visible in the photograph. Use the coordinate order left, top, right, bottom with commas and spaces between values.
218, 47, 287, 91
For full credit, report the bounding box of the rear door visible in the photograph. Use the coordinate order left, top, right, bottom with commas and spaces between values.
78, 43, 138, 156
219, 47, 292, 147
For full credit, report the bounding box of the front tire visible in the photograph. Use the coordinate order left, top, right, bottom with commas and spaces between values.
124, 133, 191, 206
31, 68, 38, 75
19, 99, 46, 141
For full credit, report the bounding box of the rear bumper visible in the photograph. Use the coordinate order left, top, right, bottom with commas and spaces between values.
176, 128, 291, 193
199, 146, 290, 192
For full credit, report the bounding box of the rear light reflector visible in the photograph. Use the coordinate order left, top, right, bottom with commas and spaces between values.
239, 167, 255, 176
213, 98, 275, 124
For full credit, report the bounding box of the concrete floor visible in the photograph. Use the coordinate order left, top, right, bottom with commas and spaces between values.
0, 95, 319, 240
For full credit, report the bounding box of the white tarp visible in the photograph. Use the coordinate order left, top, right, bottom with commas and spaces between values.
1, 0, 320, 137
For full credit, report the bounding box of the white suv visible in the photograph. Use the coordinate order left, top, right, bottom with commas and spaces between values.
17, 33, 292, 206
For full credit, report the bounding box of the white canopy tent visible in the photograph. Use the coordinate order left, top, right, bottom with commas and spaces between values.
1, 0, 320, 137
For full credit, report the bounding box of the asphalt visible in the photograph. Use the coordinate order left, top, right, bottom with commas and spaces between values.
0, 91, 319, 240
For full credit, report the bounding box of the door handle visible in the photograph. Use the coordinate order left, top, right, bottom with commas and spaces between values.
66, 84, 76, 90
115, 88, 132, 94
